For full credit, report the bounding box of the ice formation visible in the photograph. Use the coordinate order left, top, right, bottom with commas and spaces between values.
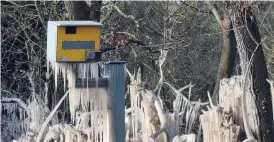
128, 80, 143, 140
1, 103, 25, 141
49, 61, 108, 141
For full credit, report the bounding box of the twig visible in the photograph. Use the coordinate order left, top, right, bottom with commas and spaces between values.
34, 1, 46, 30
126, 68, 134, 82
164, 82, 191, 105
182, 1, 213, 15
128, 39, 160, 53
117, 32, 136, 39
1, 89, 20, 95
100, 3, 114, 24
178, 84, 192, 92
110, 3, 139, 30
207, 91, 214, 108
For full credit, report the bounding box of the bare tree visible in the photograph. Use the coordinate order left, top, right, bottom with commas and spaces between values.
2, 1, 274, 141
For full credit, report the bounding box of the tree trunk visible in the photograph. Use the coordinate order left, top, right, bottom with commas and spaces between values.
65, 1, 90, 20
64, 1, 102, 21
230, 2, 274, 141
89, 1, 102, 22
212, 16, 237, 104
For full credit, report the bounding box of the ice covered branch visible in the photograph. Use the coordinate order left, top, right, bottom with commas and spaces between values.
267, 79, 274, 123
207, 1, 222, 26
154, 49, 168, 96
1, 97, 28, 111
36, 90, 69, 142
110, 3, 139, 28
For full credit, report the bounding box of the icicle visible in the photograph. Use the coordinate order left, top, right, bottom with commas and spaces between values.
91, 63, 99, 87
48, 61, 109, 141
54, 63, 58, 88
61, 64, 67, 92
129, 82, 141, 140
65, 128, 70, 142
91, 96, 95, 141
77, 132, 83, 142
95, 88, 99, 142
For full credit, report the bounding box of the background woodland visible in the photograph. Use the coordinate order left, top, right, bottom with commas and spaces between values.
1, 1, 274, 141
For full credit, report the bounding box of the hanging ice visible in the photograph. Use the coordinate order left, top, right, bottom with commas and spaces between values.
48, 61, 108, 142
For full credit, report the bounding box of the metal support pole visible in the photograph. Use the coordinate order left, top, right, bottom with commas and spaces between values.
105, 61, 126, 142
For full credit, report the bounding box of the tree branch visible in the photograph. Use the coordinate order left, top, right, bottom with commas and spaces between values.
128, 39, 160, 53
110, 3, 139, 29
181, 2, 213, 15
36, 90, 69, 142
154, 49, 168, 95
1, 97, 28, 111
101, 39, 160, 54
34, 1, 46, 30
207, 1, 223, 26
